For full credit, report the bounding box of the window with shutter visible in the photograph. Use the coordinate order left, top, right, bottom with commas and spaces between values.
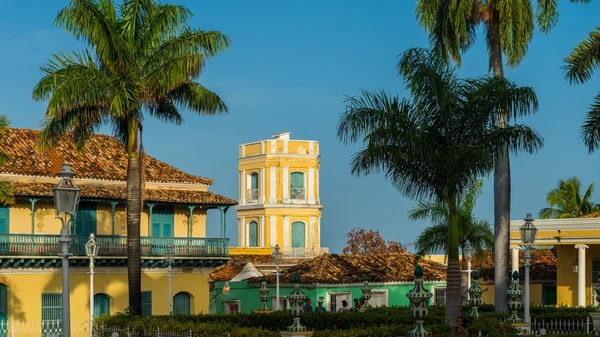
248, 222, 258, 247
41, 293, 62, 336
151, 206, 174, 238
291, 221, 305, 248
0, 207, 8, 234
173, 292, 191, 315
290, 172, 305, 199
94, 293, 110, 318
141, 291, 152, 316
74, 202, 97, 236
0, 284, 7, 322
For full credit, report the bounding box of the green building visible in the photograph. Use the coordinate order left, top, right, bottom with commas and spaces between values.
209, 253, 447, 313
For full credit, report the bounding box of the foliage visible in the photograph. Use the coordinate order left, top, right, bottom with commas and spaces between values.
410, 180, 493, 268
337, 47, 542, 321
342, 227, 407, 254
539, 177, 600, 218
0, 115, 13, 206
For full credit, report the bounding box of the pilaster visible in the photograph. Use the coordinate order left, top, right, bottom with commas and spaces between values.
283, 216, 290, 249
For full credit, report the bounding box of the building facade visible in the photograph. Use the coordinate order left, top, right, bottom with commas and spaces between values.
235, 132, 325, 257
0, 128, 236, 325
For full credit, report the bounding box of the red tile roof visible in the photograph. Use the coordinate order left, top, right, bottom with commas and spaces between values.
0, 128, 212, 184
471, 248, 556, 282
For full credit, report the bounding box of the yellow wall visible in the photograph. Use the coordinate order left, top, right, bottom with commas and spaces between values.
555, 244, 600, 306
8, 200, 207, 239
229, 247, 272, 255
2, 267, 211, 322
480, 282, 545, 305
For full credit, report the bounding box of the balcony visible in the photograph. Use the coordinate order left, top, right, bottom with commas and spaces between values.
247, 188, 258, 202
0, 234, 229, 257
290, 187, 305, 200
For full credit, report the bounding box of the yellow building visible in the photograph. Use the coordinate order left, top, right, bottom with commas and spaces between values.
234, 132, 326, 257
0, 128, 235, 325
510, 216, 600, 307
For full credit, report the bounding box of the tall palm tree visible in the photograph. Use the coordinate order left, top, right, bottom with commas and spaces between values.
564, 26, 600, 152
32, 0, 230, 314
410, 180, 494, 270
414, 0, 580, 310
337, 48, 542, 321
539, 177, 599, 218
0, 115, 14, 206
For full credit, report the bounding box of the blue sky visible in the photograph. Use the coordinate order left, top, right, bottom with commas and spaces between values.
1, 1, 600, 253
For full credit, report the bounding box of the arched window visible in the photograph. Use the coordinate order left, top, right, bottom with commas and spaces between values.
173, 292, 191, 315
290, 172, 305, 199
248, 173, 259, 201
248, 221, 258, 247
94, 293, 110, 318
291, 221, 306, 248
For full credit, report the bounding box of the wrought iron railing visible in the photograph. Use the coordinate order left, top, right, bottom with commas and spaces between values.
531, 317, 591, 334
0, 234, 229, 257
247, 188, 259, 201
290, 187, 305, 200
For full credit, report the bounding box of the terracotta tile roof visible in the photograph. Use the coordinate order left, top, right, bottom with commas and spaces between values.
581, 212, 600, 218
8, 181, 236, 205
471, 248, 556, 282
0, 128, 212, 184
247, 253, 447, 284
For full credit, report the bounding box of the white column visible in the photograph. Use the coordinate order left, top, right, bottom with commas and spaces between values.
270, 140, 276, 154
576, 244, 589, 307
317, 216, 322, 250
269, 216, 277, 246
511, 245, 520, 274
260, 141, 264, 154
308, 168, 315, 204
240, 170, 246, 205
316, 169, 320, 204
309, 216, 316, 252
240, 145, 245, 157
283, 140, 288, 153
259, 216, 265, 247
283, 216, 290, 249
308, 141, 314, 155
282, 167, 289, 202
269, 166, 277, 204
259, 168, 265, 203
240, 217, 245, 247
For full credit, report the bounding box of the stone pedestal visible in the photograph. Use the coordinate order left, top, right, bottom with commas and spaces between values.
511, 322, 531, 335
280, 332, 313, 337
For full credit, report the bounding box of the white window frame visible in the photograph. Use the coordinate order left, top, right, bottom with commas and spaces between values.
270, 296, 289, 310
327, 291, 351, 312
369, 289, 388, 307
432, 287, 446, 306
224, 300, 241, 313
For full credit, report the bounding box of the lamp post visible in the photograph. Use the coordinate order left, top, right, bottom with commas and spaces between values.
272, 244, 283, 310
520, 213, 537, 324
85, 233, 98, 337
54, 163, 81, 337
464, 241, 473, 300
165, 244, 175, 315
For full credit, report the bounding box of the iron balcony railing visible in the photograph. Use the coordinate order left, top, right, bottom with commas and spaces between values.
0, 234, 229, 257
247, 188, 259, 202
290, 187, 305, 200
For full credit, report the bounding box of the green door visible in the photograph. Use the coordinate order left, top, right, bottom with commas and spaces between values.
151, 206, 174, 254
173, 292, 190, 315
542, 284, 557, 305
94, 293, 110, 318
291, 221, 305, 248
0, 207, 9, 253
74, 203, 96, 236
248, 222, 258, 247
0, 284, 7, 336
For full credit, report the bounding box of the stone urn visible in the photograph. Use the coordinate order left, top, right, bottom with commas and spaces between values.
468, 271, 486, 319
286, 273, 307, 332
505, 271, 524, 323
360, 275, 372, 310
406, 264, 433, 337
258, 276, 271, 312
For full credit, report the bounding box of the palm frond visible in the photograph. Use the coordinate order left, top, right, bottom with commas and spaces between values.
564, 27, 600, 84
536, 0, 560, 34
414, 222, 448, 257
582, 91, 600, 152
167, 81, 228, 115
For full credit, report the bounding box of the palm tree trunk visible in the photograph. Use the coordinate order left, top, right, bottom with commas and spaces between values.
488, 11, 510, 313
126, 124, 142, 315
446, 193, 462, 323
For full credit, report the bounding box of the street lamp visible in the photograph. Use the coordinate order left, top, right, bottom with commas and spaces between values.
272, 244, 283, 310
85, 233, 98, 337
464, 241, 473, 300
520, 213, 537, 324
223, 281, 231, 295
54, 163, 80, 337
165, 244, 175, 315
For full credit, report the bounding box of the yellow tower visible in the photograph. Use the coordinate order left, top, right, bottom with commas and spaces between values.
235, 132, 325, 257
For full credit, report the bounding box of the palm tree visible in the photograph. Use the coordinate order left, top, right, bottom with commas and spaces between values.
0, 115, 14, 205
414, 0, 575, 311
337, 48, 542, 321
32, 0, 230, 314
539, 177, 599, 218
564, 26, 600, 153
410, 180, 494, 270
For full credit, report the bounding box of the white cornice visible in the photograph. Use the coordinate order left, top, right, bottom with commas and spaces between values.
239, 154, 320, 160
0, 173, 210, 191
509, 218, 600, 231
235, 204, 324, 211
0, 266, 212, 274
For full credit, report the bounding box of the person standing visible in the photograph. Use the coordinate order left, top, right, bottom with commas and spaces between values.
303, 298, 313, 312
338, 300, 350, 312
315, 297, 326, 313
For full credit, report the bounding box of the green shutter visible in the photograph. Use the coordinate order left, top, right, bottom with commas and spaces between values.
94, 294, 110, 317
0, 284, 7, 317
141, 291, 152, 316
250, 174, 258, 189
173, 293, 190, 315
291, 222, 305, 248
152, 206, 174, 238
75, 203, 96, 236
290, 172, 304, 188
0, 207, 9, 234
248, 222, 258, 247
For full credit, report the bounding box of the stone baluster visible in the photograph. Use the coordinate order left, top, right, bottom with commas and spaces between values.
258, 276, 271, 311
360, 275, 372, 310
406, 264, 433, 337
505, 271, 524, 323
468, 271, 486, 319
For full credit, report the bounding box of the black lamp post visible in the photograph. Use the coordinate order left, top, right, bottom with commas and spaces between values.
53, 163, 81, 337
519, 213, 537, 324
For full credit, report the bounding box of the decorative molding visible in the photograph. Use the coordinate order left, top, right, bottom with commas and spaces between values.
259, 168, 265, 204
238, 153, 320, 160
240, 217, 245, 248
308, 141, 314, 155
260, 141, 264, 154
241, 145, 245, 157
259, 216, 265, 247
308, 168, 315, 204
318, 216, 322, 250
283, 140, 288, 153
310, 216, 316, 251
575, 244, 590, 249
283, 216, 290, 249
270, 140, 276, 154
282, 167, 289, 201
270, 216, 277, 246
269, 166, 277, 204
316, 169, 320, 204
509, 218, 600, 231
